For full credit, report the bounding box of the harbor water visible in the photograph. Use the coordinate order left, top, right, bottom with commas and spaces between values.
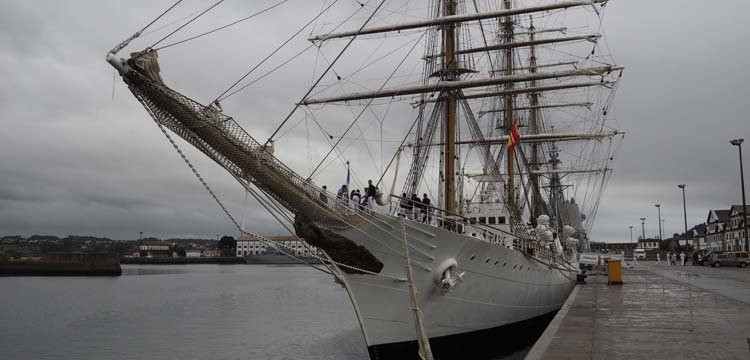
0, 265, 532, 360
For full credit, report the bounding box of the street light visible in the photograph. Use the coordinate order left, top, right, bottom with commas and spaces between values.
640, 217, 646, 240
629, 225, 634, 253
678, 184, 688, 234
655, 204, 663, 241
629, 225, 634, 243
730, 138, 748, 251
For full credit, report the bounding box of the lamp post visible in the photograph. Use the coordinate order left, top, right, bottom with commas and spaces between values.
640, 217, 646, 240
731, 138, 748, 251
629, 225, 634, 243
629, 225, 634, 253
655, 204, 663, 241
678, 184, 688, 234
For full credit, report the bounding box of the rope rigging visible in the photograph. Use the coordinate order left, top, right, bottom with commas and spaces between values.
153, 0, 290, 51
262, 0, 387, 148
213, 0, 345, 103
148, 0, 225, 50
308, 31, 426, 180
109, 0, 184, 54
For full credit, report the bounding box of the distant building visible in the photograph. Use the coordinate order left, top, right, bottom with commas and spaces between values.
139, 245, 171, 258
589, 242, 636, 253
203, 249, 220, 257
675, 224, 708, 250
185, 249, 202, 258
235, 234, 318, 257
726, 205, 749, 251
637, 238, 659, 250
705, 209, 731, 251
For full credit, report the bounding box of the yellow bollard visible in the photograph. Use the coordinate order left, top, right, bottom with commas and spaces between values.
608, 259, 623, 285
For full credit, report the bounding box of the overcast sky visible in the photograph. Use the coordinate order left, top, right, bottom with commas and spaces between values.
1, 0, 748, 241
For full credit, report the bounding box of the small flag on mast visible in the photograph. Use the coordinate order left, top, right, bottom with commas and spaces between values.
506, 122, 521, 152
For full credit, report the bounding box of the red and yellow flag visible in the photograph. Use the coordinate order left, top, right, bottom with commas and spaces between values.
507, 122, 521, 152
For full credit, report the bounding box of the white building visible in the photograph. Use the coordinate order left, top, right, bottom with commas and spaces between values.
637, 238, 659, 250
185, 249, 202, 258
236, 234, 318, 257
726, 205, 749, 251
139, 244, 171, 258
705, 209, 730, 251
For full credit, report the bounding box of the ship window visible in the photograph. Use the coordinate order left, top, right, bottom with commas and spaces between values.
494, 260, 499, 266
485, 258, 491, 264
479, 217, 487, 224
469, 218, 477, 224
503, 262, 507, 267
470, 255, 476, 261
488, 217, 497, 225
498, 216, 506, 224
513, 265, 517, 269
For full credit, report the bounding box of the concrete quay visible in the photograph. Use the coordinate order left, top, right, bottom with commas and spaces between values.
527, 262, 750, 359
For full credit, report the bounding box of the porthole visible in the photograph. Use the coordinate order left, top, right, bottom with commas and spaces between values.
494, 260, 499, 266
470, 254, 476, 261
513, 265, 517, 269
485, 258, 491, 264
502, 262, 507, 267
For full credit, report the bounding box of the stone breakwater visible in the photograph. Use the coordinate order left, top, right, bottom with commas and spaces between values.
0, 252, 122, 276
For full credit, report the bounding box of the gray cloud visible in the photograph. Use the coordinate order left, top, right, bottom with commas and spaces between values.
0, 0, 748, 242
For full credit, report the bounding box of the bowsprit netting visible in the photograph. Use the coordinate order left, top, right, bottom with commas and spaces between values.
122, 50, 359, 230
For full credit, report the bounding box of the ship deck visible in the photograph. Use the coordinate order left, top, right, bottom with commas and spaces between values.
527, 262, 750, 359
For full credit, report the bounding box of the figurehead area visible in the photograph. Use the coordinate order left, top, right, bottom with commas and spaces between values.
294, 215, 384, 274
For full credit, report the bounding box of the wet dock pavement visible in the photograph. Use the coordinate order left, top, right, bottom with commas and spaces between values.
526, 262, 750, 359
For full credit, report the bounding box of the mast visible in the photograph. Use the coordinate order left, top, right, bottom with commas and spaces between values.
443, 0, 458, 214
503, 0, 516, 212
528, 18, 542, 226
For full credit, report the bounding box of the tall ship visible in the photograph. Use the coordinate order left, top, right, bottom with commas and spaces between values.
107, 0, 623, 358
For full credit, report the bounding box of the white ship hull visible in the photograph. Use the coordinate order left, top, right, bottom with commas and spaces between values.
323, 213, 577, 358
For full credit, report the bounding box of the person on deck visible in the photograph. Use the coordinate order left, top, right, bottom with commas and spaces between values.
338, 185, 348, 203
399, 193, 410, 218
657, 253, 661, 263
337, 185, 348, 213
421, 194, 432, 224
680, 251, 686, 266
410, 194, 421, 221
365, 180, 377, 211
350, 189, 361, 212
319, 185, 328, 205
